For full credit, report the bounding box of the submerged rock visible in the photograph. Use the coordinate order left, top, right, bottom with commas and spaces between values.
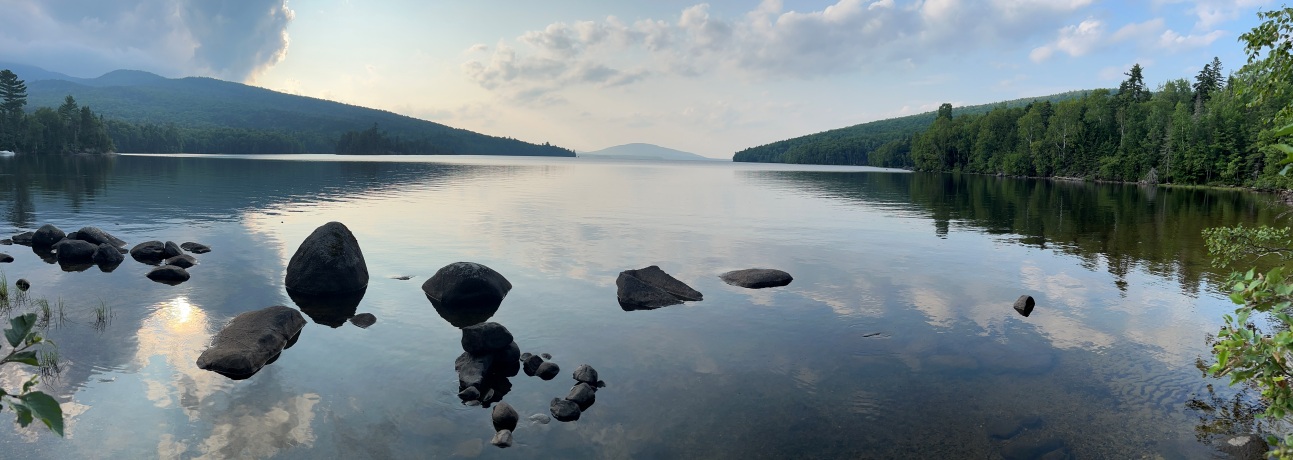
74, 226, 126, 248
550, 398, 581, 422
285, 222, 369, 296
11, 232, 33, 246
15, 279, 30, 291
130, 241, 168, 263
180, 242, 211, 254
1013, 295, 1035, 317
92, 243, 124, 267
458, 386, 481, 402
616, 265, 702, 310
490, 429, 513, 448
196, 305, 306, 379
350, 313, 377, 328
573, 364, 600, 385
536, 362, 560, 380
164, 254, 198, 269
492, 402, 519, 431
719, 268, 793, 289
461, 322, 514, 354
522, 354, 544, 376
422, 262, 512, 327
0, 253, 11, 263
456, 352, 494, 390
529, 413, 551, 424
31, 224, 65, 248
567, 382, 597, 410
147, 265, 191, 285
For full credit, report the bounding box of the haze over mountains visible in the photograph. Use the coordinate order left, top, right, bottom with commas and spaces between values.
579, 143, 719, 161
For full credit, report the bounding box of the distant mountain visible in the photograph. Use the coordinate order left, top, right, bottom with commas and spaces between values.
4, 63, 572, 156
580, 143, 717, 161
732, 90, 1096, 166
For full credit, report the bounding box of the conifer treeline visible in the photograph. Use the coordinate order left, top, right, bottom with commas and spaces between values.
0, 70, 114, 154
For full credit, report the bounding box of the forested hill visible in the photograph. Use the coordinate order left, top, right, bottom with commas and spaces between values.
8, 63, 573, 156
732, 90, 1093, 167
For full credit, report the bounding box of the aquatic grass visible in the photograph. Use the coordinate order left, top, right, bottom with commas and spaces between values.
38, 348, 61, 380
56, 298, 67, 328
35, 298, 51, 330
92, 299, 113, 331
0, 271, 8, 311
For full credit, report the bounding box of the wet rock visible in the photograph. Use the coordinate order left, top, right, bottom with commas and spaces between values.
490, 342, 522, 377
350, 313, 377, 328
522, 354, 544, 376
490, 429, 513, 448
15, 279, 29, 291
719, 268, 793, 288
180, 242, 211, 254
456, 352, 494, 390
520, 352, 533, 362
390, 275, 412, 280
130, 241, 168, 263
54, 239, 96, 263
0, 238, 9, 245
92, 243, 124, 267
0, 253, 11, 263
163, 241, 183, 258
285, 221, 369, 296
573, 364, 600, 385
550, 398, 581, 422
11, 232, 33, 246
492, 402, 519, 431
1000, 437, 1066, 460
536, 362, 560, 380
31, 224, 65, 248
461, 322, 514, 354
147, 265, 191, 285
567, 382, 597, 410
74, 226, 126, 248
458, 386, 481, 402
196, 305, 306, 380
164, 254, 197, 269
1013, 295, 1035, 317
540, 353, 552, 360
290, 288, 364, 328
529, 413, 551, 424
422, 262, 512, 327
1219, 434, 1270, 460
616, 265, 702, 310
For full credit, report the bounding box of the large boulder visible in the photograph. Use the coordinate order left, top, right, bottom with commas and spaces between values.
92, 243, 124, 267
196, 306, 307, 379
31, 224, 65, 248
616, 265, 702, 311
11, 232, 33, 246
147, 265, 191, 285
73, 226, 126, 248
130, 241, 168, 263
54, 239, 97, 263
719, 268, 793, 289
181, 242, 211, 254
461, 322, 514, 354
422, 262, 512, 327
285, 222, 369, 296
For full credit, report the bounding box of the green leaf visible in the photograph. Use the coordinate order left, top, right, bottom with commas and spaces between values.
21, 375, 37, 394
11, 402, 31, 428
3, 351, 38, 366
1273, 123, 1293, 137
20, 392, 63, 436
5, 314, 36, 348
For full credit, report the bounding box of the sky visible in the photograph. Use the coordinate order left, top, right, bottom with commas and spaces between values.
0, 0, 1279, 158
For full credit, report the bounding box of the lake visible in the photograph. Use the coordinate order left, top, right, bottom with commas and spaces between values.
0, 153, 1284, 458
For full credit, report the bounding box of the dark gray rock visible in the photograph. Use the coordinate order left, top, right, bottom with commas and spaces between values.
458, 386, 481, 402
540, 353, 552, 360
520, 352, 534, 362
0, 238, 10, 245
15, 279, 29, 291
461, 322, 514, 354
567, 382, 597, 409
490, 342, 522, 377
550, 398, 581, 422
616, 265, 702, 310
1013, 295, 1035, 317
719, 268, 793, 288
455, 351, 493, 390
147, 265, 191, 285
422, 262, 512, 327
31, 224, 65, 248
196, 306, 306, 379
492, 402, 519, 431
490, 429, 513, 448
529, 413, 551, 424
164, 254, 198, 269
0, 253, 11, 263
1219, 434, 1270, 460
74, 227, 126, 248
130, 241, 168, 263
92, 243, 124, 267
54, 239, 96, 263
11, 232, 33, 246
180, 242, 211, 254
163, 241, 183, 258
285, 222, 368, 296
522, 354, 544, 376
350, 313, 377, 328
573, 364, 599, 385
536, 362, 560, 380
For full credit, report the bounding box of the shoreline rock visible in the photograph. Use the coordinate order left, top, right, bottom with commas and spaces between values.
616, 265, 702, 311
196, 306, 306, 380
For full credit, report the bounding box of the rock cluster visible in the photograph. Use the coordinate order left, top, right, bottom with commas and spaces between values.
9, 224, 214, 278
549, 364, 605, 422
616, 265, 702, 311
455, 322, 521, 406
196, 306, 306, 379
489, 402, 518, 448
521, 352, 560, 380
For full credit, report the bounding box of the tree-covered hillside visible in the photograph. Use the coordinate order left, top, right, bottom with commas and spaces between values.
12, 66, 573, 156
732, 91, 1093, 167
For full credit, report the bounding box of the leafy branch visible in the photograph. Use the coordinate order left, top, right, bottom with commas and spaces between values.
0, 313, 63, 437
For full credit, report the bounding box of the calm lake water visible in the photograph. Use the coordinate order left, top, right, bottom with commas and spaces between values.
0, 153, 1285, 458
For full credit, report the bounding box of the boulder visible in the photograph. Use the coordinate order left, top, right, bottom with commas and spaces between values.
130, 241, 168, 263
550, 398, 581, 422
285, 222, 369, 296
15, 279, 29, 291
164, 254, 198, 269
0, 253, 11, 263
54, 239, 96, 263
422, 262, 512, 327
491, 402, 519, 431
163, 241, 183, 258
567, 382, 597, 410
573, 364, 600, 385
31, 224, 65, 248
489, 342, 521, 378
196, 306, 307, 379
92, 243, 124, 267
1013, 295, 1035, 317
616, 265, 702, 310
74, 226, 126, 248
490, 429, 513, 448
11, 232, 33, 246
719, 268, 793, 289
455, 351, 494, 390
522, 354, 544, 376
536, 362, 560, 380
147, 265, 191, 285
350, 313, 377, 328
180, 242, 211, 254
461, 322, 514, 354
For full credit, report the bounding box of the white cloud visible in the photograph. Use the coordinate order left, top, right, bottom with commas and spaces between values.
1030, 19, 1104, 62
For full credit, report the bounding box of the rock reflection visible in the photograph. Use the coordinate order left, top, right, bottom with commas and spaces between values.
289, 288, 364, 328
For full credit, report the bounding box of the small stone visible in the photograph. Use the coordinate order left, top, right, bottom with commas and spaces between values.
164, 254, 198, 269
566, 382, 597, 409
92, 243, 124, 267
0, 253, 11, 263
461, 322, 514, 354
573, 364, 599, 384
540, 353, 552, 360
180, 242, 211, 254
458, 386, 481, 402
491, 402, 519, 431
15, 279, 30, 291
529, 414, 551, 424
522, 354, 544, 376
350, 313, 377, 328
1013, 295, 1035, 317
490, 429, 513, 448
536, 362, 560, 380
163, 241, 183, 258
130, 241, 168, 263
719, 268, 793, 288
390, 275, 412, 280
147, 265, 191, 284
11, 232, 33, 246
0, 239, 10, 245
550, 398, 581, 422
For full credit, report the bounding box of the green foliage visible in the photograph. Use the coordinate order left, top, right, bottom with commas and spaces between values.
0, 313, 63, 437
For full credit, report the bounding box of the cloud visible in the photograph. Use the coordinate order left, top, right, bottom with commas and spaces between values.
1029, 19, 1104, 62
0, 0, 294, 82
1032, 14, 1226, 63
1154, 0, 1274, 30
462, 0, 1094, 101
